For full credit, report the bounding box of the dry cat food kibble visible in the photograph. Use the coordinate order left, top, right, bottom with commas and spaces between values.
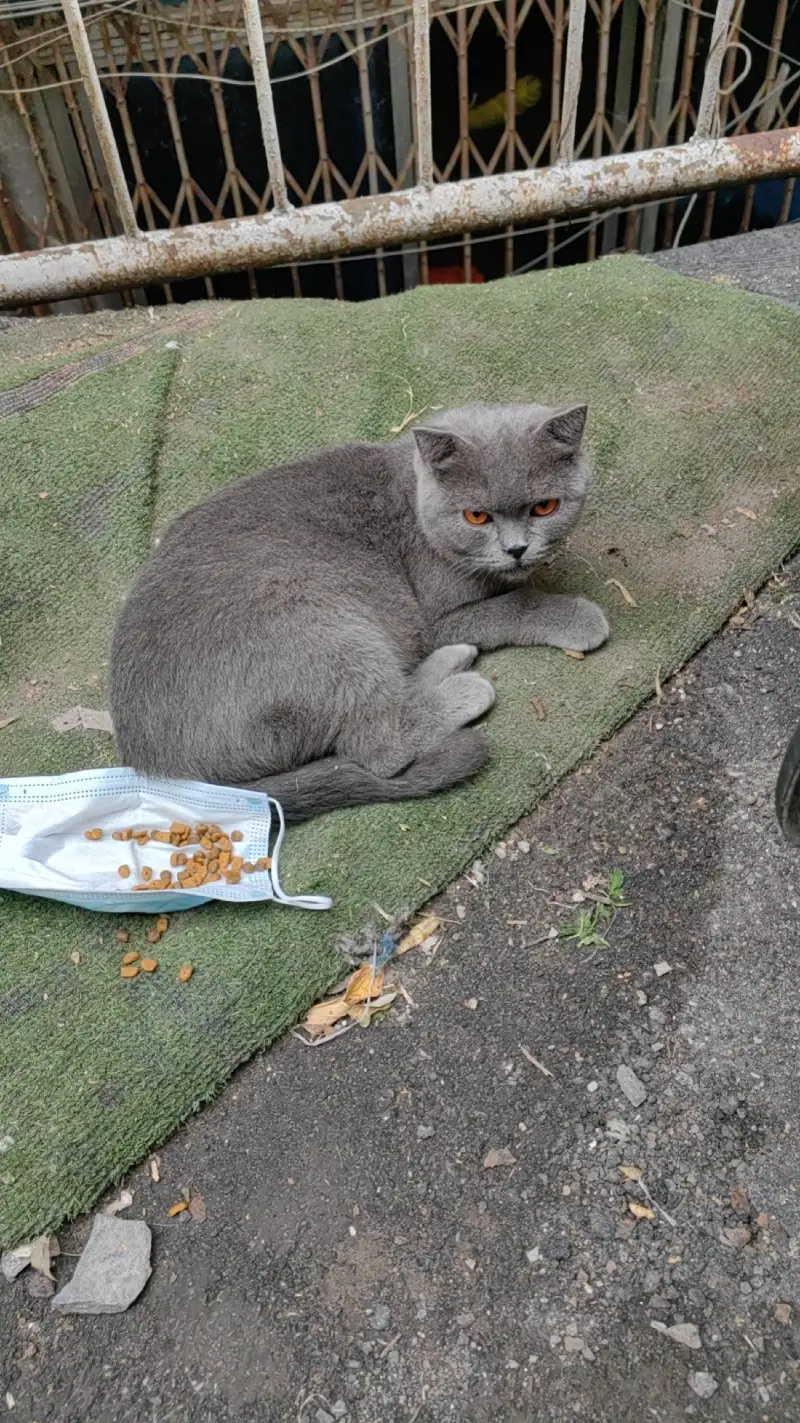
116, 929, 130, 944
122, 951, 139, 966
177, 964, 194, 983
120, 963, 139, 979
140, 957, 158, 973
147, 929, 161, 944
85, 821, 271, 892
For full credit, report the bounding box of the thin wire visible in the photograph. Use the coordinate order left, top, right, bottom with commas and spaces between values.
672, 43, 800, 248
0, 14, 410, 91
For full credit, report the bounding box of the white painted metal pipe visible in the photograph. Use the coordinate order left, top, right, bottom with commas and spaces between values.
241, 0, 288, 210
412, 0, 433, 186
60, 0, 139, 237
694, 0, 737, 140
0, 127, 798, 309
558, 0, 587, 163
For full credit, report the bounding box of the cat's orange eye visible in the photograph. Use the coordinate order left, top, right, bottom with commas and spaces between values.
463, 510, 492, 526
532, 499, 560, 518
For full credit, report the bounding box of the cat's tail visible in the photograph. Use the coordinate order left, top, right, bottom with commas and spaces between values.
248, 729, 489, 823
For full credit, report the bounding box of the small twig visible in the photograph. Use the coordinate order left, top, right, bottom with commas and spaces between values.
372, 902, 394, 923
655, 664, 664, 704
638, 1179, 678, 1229
606, 576, 637, 608
380, 1332, 402, 1359
519, 1044, 554, 1079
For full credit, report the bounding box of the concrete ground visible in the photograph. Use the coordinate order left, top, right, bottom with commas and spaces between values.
1, 229, 800, 1423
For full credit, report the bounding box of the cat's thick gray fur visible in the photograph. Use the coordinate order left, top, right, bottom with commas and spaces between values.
110, 401, 608, 820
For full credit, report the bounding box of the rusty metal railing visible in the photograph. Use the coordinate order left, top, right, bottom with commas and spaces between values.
0, 0, 798, 309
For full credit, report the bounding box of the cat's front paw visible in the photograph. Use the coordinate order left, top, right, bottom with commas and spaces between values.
558, 597, 610, 653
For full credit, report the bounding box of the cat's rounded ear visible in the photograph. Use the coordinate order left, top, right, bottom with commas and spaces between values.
412, 426, 466, 478
537, 403, 588, 452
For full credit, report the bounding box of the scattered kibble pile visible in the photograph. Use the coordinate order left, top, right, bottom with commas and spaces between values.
83, 822, 271, 891
114, 919, 194, 983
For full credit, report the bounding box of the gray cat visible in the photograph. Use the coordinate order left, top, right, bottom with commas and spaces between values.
110, 401, 608, 820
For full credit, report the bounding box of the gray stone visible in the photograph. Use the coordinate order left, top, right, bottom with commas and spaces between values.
688, 1372, 718, 1399
651, 1320, 701, 1350
370, 1304, 391, 1331
51, 1216, 151, 1315
616, 1064, 648, 1108
1, 1246, 31, 1281
416, 1124, 434, 1140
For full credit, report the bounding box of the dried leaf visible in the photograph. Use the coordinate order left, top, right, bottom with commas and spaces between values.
563, 649, 585, 661
302, 996, 351, 1038
628, 1201, 656, 1221
168, 1200, 188, 1218
736, 506, 757, 521
52, 705, 114, 734
188, 1192, 207, 1224
349, 990, 397, 1027
530, 695, 547, 721
29, 1235, 54, 1280
483, 1147, 517, 1170
69, 951, 81, 966
619, 1164, 643, 1182
344, 963, 385, 1004
396, 915, 442, 956
103, 1189, 134, 1217
149, 1157, 160, 1183
0, 714, 19, 731
605, 577, 637, 608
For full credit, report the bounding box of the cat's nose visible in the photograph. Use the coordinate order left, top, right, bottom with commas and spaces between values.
507, 544, 528, 561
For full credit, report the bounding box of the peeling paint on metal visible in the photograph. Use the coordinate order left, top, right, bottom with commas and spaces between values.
0, 127, 798, 308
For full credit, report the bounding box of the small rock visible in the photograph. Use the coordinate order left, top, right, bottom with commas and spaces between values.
517, 840, 530, 854
456, 904, 466, 920
330, 1406, 347, 1420
455, 1311, 474, 1327
1, 1246, 32, 1282
587, 1081, 599, 1093
636, 990, 647, 1006
525, 1246, 541, 1263
616, 1064, 647, 1108
371, 1304, 391, 1331
27, 1272, 55, 1299
775, 1302, 792, 1325
51, 1215, 151, 1315
464, 998, 478, 1011
721, 1226, 751, 1248
483, 1147, 516, 1169
653, 961, 671, 977
730, 1185, 750, 1216
688, 1372, 718, 1400
416, 1124, 434, 1140
563, 1335, 585, 1354
315, 1410, 334, 1423
652, 1320, 701, 1350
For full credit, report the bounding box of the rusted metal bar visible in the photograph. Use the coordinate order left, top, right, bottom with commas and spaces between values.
558, 0, 586, 163
2, 127, 799, 310
60, 0, 138, 238
412, 0, 433, 186
694, 0, 736, 141
241, 0, 288, 210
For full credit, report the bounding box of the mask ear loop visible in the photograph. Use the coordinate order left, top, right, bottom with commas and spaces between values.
267, 797, 332, 910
